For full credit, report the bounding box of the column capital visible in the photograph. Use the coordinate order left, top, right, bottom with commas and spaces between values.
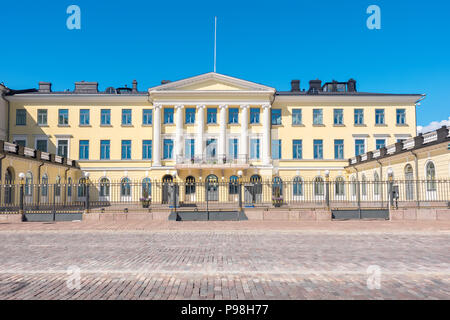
174, 104, 184, 109
262, 104, 271, 110
240, 104, 250, 109
219, 104, 228, 110
196, 104, 206, 109
154, 104, 163, 110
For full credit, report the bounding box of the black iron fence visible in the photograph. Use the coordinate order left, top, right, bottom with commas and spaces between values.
0, 179, 449, 213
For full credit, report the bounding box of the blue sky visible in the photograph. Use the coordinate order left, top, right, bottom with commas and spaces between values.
1, 0, 449, 128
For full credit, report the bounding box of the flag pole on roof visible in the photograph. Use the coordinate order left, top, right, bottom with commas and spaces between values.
214, 16, 217, 73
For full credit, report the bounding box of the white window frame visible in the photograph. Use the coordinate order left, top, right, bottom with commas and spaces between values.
34, 135, 49, 152
12, 135, 28, 147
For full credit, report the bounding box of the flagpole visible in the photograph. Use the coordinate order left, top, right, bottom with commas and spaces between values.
214, 16, 217, 73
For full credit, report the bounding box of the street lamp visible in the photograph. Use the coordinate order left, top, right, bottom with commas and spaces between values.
324, 170, 330, 209
18, 172, 25, 220
237, 170, 243, 220
387, 168, 394, 209
83, 171, 90, 213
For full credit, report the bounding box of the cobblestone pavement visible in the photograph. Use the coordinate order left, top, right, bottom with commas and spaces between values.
0, 226, 449, 299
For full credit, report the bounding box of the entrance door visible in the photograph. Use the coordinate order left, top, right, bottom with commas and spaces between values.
162, 175, 173, 204
206, 175, 219, 201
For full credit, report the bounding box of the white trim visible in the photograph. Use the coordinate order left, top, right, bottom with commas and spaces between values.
56, 138, 70, 158
12, 135, 28, 146
34, 136, 49, 152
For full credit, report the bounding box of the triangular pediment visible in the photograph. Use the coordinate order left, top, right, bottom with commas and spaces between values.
149, 72, 275, 92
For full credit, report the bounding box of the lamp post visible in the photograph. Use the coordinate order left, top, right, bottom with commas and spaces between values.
237, 170, 243, 220
83, 171, 90, 213
18, 172, 25, 221
172, 171, 177, 210
324, 170, 330, 209
387, 168, 394, 211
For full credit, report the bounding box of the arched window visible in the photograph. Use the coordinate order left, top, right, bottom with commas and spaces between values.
41, 174, 49, 197
99, 178, 110, 197
351, 176, 357, 197
78, 178, 86, 197
4, 168, 14, 204
142, 178, 152, 197
335, 177, 345, 196
293, 176, 303, 196
405, 165, 414, 200
314, 177, 324, 196
67, 177, 72, 197
250, 175, 262, 195
55, 176, 61, 197
361, 174, 367, 196
229, 176, 239, 195
121, 178, 131, 197
405, 164, 414, 179
374, 172, 380, 196
25, 172, 33, 196
272, 177, 283, 197
426, 162, 436, 191
185, 176, 195, 195
5, 167, 14, 184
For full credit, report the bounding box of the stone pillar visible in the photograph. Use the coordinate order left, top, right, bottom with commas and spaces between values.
240, 105, 249, 161
262, 104, 271, 165
218, 105, 228, 157
153, 105, 162, 166
175, 105, 184, 162
195, 105, 205, 159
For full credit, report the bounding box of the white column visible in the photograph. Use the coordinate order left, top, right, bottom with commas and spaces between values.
240, 105, 249, 161
153, 104, 162, 166
195, 105, 205, 159
175, 105, 184, 162
262, 104, 271, 165
218, 104, 228, 157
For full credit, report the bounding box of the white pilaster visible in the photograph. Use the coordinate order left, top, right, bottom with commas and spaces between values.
240, 105, 249, 161
262, 104, 271, 165
195, 105, 205, 159
153, 104, 162, 166
175, 105, 184, 162
218, 105, 228, 157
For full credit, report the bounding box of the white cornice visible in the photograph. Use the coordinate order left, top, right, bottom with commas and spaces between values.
6, 94, 149, 104
273, 94, 424, 105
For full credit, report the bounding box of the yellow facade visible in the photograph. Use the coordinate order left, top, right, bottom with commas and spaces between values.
1, 73, 423, 185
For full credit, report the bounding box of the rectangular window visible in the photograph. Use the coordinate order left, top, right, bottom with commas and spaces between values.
375, 109, 385, 125
271, 109, 282, 125
229, 108, 239, 124
80, 109, 90, 125
142, 140, 152, 160
355, 139, 365, 156
142, 109, 152, 125
122, 109, 132, 125
313, 109, 323, 125
185, 108, 196, 124
58, 109, 69, 125
36, 139, 48, 152
37, 109, 47, 125
272, 139, 282, 160
293, 140, 302, 160
314, 139, 323, 159
163, 139, 174, 159
100, 140, 110, 160
57, 140, 68, 158
101, 109, 111, 125
292, 109, 302, 125
185, 139, 195, 159
250, 108, 260, 124
16, 109, 26, 126
228, 138, 238, 159
334, 109, 343, 125
79, 140, 89, 160
207, 108, 217, 124
121, 140, 132, 160
354, 109, 364, 125
164, 108, 174, 124
376, 139, 386, 150
334, 139, 344, 160
396, 109, 406, 124
250, 139, 260, 159
206, 139, 217, 159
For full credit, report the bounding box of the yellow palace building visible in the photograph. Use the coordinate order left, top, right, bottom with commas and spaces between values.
0, 72, 424, 187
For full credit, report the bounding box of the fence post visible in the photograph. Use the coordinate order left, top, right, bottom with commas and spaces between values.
52, 184, 56, 221
357, 180, 361, 219
238, 180, 242, 221
325, 179, 330, 209
85, 182, 90, 213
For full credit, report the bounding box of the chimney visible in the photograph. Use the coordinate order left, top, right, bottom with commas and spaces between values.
74, 81, 98, 93
436, 126, 449, 142
348, 79, 357, 92
132, 80, 138, 93
308, 79, 322, 94
38, 82, 52, 93
290, 80, 300, 92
